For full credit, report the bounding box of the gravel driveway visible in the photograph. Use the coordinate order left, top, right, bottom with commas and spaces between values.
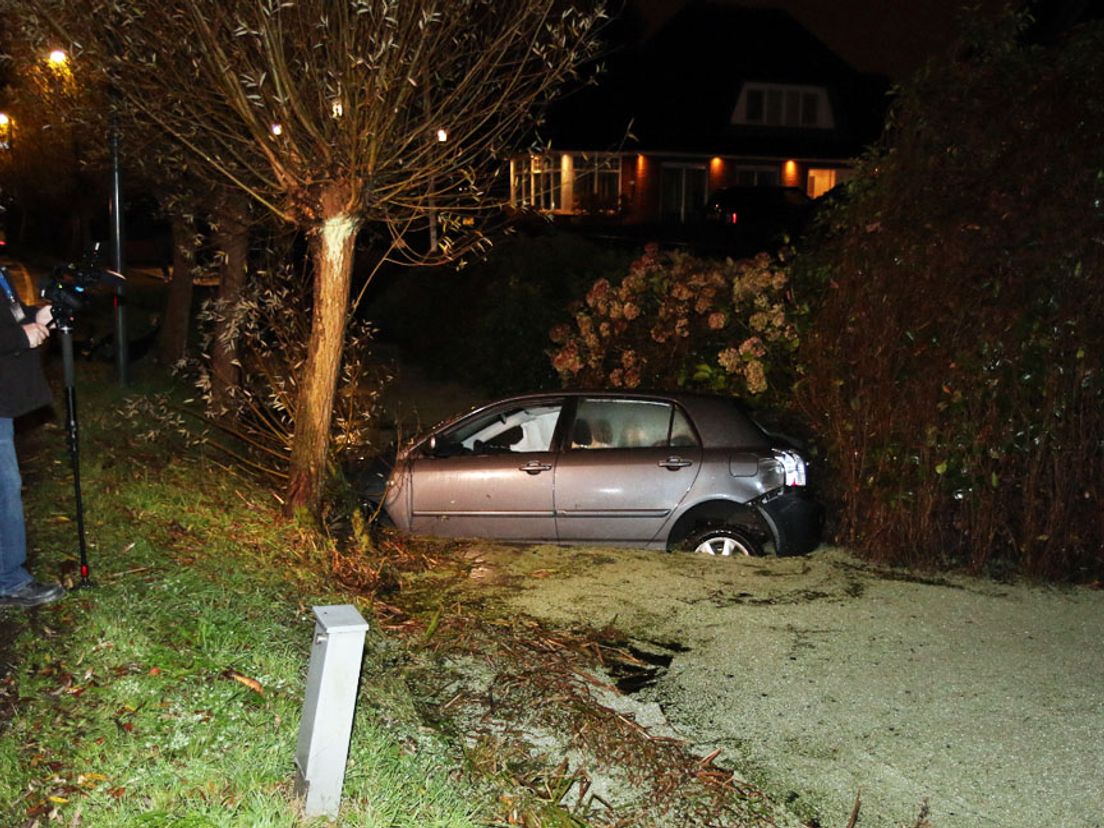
470, 544, 1104, 828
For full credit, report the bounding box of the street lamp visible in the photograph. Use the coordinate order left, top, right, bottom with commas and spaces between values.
0, 112, 12, 150
43, 48, 128, 384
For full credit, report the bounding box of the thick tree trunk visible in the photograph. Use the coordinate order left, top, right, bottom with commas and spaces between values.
158, 212, 197, 366
208, 194, 250, 412
285, 211, 360, 513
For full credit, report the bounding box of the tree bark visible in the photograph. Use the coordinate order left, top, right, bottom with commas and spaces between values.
158, 212, 197, 366
285, 210, 361, 513
208, 193, 250, 411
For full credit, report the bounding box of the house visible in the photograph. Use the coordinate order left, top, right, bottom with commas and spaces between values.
509, 2, 888, 226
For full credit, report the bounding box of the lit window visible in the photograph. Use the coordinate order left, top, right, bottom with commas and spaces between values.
807, 168, 853, 199
558, 154, 621, 214
513, 155, 562, 211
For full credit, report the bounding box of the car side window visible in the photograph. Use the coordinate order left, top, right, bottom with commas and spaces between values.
434, 403, 563, 456
669, 406, 700, 447
571, 399, 695, 449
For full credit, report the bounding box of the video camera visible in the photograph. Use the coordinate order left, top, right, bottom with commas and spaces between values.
40, 243, 125, 328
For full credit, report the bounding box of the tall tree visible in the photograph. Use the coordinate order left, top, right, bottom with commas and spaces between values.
26, 0, 605, 510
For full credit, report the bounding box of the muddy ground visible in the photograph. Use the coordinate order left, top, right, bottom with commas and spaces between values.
417, 543, 1104, 828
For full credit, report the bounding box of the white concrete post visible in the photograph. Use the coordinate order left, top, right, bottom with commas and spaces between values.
295, 604, 370, 819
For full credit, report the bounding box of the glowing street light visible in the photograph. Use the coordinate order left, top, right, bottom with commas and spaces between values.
39, 46, 127, 383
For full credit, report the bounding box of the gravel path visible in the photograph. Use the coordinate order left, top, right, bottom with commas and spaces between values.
473, 545, 1104, 828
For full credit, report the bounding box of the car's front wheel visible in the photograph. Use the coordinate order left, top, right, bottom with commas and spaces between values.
683, 526, 763, 557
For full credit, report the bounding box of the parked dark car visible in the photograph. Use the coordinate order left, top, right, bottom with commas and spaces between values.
373, 391, 821, 557
704, 186, 814, 245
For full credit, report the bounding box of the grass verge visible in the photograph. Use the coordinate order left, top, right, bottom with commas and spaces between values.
2, 360, 795, 828
0, 363, 485, 827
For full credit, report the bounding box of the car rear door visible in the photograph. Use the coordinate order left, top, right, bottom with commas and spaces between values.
554, 398, 702, 544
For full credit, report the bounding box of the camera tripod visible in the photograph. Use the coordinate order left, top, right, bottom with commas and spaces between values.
40, 251, 125, 589
57, 319, 92, 588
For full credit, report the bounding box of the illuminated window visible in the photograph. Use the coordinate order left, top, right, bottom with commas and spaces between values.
512, 155, 562, 211
513, 153, 622, 214
571, 153, 621, 213
806, 167, 853, 198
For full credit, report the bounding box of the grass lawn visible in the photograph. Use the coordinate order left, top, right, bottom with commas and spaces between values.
0, 362, 487, 827
1, 356, 793, 828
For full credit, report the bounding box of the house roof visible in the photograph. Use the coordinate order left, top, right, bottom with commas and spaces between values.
540, 1, 888, 160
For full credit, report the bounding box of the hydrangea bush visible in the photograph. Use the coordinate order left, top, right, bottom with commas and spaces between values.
549, 244, 803, 403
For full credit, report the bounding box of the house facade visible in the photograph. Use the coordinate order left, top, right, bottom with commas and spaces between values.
510, 2, 887, 225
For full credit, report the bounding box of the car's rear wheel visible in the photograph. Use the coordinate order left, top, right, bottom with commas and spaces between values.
684, 526, 763, 557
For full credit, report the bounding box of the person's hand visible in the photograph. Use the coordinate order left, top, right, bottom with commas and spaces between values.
21, 322, 50, 349
35, 304, 53, 327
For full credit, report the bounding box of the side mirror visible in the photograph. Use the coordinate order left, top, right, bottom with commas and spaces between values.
425, 434, 463, 458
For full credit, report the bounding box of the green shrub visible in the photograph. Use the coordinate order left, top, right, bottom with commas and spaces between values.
795, 13, 1104, 579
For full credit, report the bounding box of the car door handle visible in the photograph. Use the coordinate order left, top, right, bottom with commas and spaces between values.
659, 456, 693, 470
519, 461, 553, 475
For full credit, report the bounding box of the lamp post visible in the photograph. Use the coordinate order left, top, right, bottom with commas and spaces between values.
48, 49, 127, 385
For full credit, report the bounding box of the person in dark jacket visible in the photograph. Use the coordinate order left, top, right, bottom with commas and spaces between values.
0, 266, 64, 607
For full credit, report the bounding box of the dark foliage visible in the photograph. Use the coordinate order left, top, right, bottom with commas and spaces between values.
369, 231, 632, 394
796, 13, 1104, 579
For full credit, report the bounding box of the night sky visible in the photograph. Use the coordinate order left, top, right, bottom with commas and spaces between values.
631, 0, 1013, 79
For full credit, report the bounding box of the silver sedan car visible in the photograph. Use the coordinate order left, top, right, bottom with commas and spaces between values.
378, 391, 821, 556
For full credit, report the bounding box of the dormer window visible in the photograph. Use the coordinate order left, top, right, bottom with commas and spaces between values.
733, 83, 834, 129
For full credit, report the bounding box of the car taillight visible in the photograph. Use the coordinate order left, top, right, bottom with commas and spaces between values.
727, 211, 738, 225
759, 450, 807, 490
774, 449, 807, 487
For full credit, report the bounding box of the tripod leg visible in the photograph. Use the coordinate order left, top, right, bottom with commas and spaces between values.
60, 327, 92, 586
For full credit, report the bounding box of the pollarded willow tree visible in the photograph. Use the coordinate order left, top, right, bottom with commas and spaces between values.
29, 0, 605, 510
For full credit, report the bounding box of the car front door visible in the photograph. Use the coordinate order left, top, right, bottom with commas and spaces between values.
408, 399, 564, 541
554, 398, 702, 544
